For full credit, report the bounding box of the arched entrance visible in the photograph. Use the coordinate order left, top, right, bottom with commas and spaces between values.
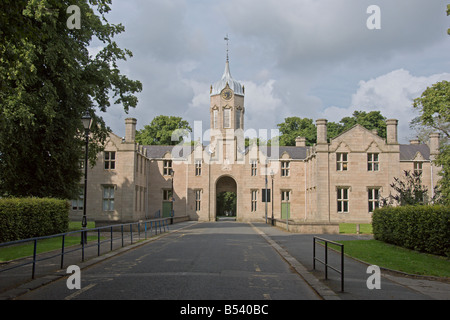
215, 175, 237, 221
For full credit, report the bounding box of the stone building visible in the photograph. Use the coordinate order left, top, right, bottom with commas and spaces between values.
70, 59, 441, 231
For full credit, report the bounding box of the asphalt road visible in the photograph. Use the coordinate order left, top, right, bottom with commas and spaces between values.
16, 221, 321, 300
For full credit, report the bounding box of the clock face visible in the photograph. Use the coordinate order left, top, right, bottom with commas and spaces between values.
221, 88, 233, 100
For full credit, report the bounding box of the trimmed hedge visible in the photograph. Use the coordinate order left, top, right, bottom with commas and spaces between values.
372, 205, 450, 257
0, 198, 69, 243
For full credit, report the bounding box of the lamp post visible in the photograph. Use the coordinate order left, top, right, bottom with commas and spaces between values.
81, 112, 92, 245
270, 170, 274, 226
170, 169, 175, 225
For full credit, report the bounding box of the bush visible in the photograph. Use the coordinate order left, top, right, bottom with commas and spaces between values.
0, 198, 69, 243
372, 205, 450, 257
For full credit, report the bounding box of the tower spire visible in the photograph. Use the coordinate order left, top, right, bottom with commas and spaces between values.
224, 34, 230, 62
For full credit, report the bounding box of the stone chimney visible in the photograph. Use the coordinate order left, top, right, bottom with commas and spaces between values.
409, 139, 420, 145
295, 136, 306, 147
125, 118, 137, 143
386, 119, 398, 144
429, 133, 440, 156
316, 119, 328, 144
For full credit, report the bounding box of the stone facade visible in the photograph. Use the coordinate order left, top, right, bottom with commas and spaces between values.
70, 61, 441, 227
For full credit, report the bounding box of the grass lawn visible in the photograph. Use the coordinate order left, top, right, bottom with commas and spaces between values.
339, 223, 372, 234
336, 240, 450, 278
0, 222, 96, 262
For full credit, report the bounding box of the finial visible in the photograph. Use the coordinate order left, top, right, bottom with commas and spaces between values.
224, 34, 230, 62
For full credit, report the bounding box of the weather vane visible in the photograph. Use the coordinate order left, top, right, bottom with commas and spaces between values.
224, 34, 230, 62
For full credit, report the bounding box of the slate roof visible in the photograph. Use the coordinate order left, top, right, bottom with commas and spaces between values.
143, 145, 309, 160
143, 144, 431, 161
399, 144, 431, 161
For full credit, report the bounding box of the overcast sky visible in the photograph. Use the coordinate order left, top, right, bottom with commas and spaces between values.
93, 0, 450, 144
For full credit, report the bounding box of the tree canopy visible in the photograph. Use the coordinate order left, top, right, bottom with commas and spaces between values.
135, 115, 192, 146
277, 111, 387, 146
412, 80, 450, 205
0, 0, 142, 199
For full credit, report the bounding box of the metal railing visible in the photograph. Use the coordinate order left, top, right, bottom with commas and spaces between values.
313, 236, 344, 292
0, 218, 170, 280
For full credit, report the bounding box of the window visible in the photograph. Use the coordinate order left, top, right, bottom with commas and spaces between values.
104, 151, 116, 170
281, 161, 290, 177
71, 186, 84, 211
336, 153, 348, 171
223, 108, 231, 128
251, 160, 257, 176
414, 161, 423, 175
367, 153, 379, 171
368, 188, 380, 213
337, 187, 349, 213
251, 190, 258, 212
235, 109, 241, 129
281, 190, 290, 202
213, 109, 218, 129
103, 186, 115, 211
195, 160, 202, 176
195, 190, 201, 211
163, 189, 173, 201
163, 160, 173, 176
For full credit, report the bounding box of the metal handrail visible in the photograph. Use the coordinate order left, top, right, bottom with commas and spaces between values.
0, 218, 170, 279
313, 236, 344, 292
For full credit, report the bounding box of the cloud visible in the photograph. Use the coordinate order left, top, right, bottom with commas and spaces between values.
91, 0, 450, 145
321, 69, 450, 142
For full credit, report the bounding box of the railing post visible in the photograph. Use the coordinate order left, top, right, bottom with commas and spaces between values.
97, 229, 101, 256
313, 237, 316, 270
121, 225, 124, 247
341, 246, 345, 292
81, 232, 85, 262
110, 227, 113, 251
130, 224, 133, 244
324, 241, 328, 280
61, 235, 65, 269
32, 239, 37, 279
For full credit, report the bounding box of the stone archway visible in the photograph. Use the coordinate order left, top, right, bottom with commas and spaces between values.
215, 175, 237, 221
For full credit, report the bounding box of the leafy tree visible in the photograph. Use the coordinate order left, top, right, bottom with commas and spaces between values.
336, 111, 387, 139
277, 117, 316, 146
385, 170, 429, 206
276, 111, 387, 146
0, 0, 142, 199
216, 192, 237, 216
136, 116, 192, 146
413, 80, 450, 205
448, 4, 450, 35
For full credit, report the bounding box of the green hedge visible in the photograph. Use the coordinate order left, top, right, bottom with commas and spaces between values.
0, 198, 69, 243
372, 205, 450, 257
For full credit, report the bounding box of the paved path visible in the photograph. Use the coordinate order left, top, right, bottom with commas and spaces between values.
2, 220, 449, 302
13, 222, 320, 300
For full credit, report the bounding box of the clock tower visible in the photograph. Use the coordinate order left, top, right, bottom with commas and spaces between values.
209, 57, 245, 163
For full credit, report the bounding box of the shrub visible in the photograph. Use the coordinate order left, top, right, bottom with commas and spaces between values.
372, 205, 450, 257
0, 198, 69, 243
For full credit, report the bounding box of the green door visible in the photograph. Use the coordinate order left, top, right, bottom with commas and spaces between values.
162, 202, 172, 218
281, 202, 290, 219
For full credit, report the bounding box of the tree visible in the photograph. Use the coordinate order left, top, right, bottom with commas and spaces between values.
0, 1, 142, 199
386, 170, 429, 206
335, 111, 387, 139
276, 111, 387, 146
413, 81, 450, 139
447, 4, 450, 35
136, 116, 192, 146
216, 192, 237, 216
413, 80, 450, 205
277, 117, 316, 146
